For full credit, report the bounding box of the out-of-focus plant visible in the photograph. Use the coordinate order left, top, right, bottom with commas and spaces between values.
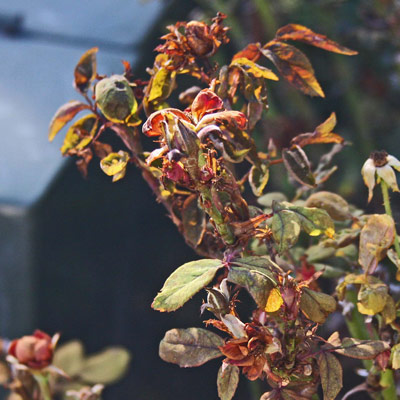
46, 11, 400, 400
0, 332, 130, 400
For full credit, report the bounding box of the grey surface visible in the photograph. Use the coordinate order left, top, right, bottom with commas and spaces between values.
0, 0, 162, 205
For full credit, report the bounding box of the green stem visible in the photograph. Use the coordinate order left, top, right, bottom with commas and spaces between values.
381, 180, 400, 258
33, 373, 52, 400
380, 369, 397, 400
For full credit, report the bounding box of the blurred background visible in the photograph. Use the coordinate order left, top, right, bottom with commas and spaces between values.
1, 0, 400, 399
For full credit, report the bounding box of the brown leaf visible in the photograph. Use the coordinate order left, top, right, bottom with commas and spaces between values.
275, 24, 358, 55
318, 352, 343, 400
290, 113, 344, 148
261, 41, 324, 97
217, 363, 239, 400
305, 191, 351, 221
282, 145, 316, 187
159, 328, 223, 367
232, 43, 261, 62
74, 47, 98, 93
182, 195, 206, 248
48, 101, 90, 141
334, 338, 390, 359
358, 214, 395, 274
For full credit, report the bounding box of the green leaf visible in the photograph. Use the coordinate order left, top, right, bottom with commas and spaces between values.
282, 145, 316, 187
257, 192, 287, 208
300, 287, 336, 324
334, 338, 390, 359
49, 101, 90, 141
288, 205, 335, 237
249, 164, 270, 197
152, 259, 223, 312
358, 214, 395, 274
230, 256, 280, 277
227, 266, 275, 309
318, 352, 343, 400
271, 209, 301, 252
217, 363, 240, 400
305, 191, 351, 221
159, 328, 223, 367
79, 347, 131, 385
100, 151, 130, 177
53, 341, 84, 377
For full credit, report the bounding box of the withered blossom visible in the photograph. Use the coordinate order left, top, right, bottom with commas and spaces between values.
361, 150, 400, 202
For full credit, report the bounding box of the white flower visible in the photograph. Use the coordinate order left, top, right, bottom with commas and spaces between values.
361, 151, 400, 202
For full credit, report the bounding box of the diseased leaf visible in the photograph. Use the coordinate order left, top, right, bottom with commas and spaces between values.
217, 363, 239, 400
230, 256, 280, 277
148, 68, 176, 103
358, 214, 395, 274
261, 41, 324, 97
100, 151, 130, 178
249, 164, 270, 197
287, 205, 335, 237
49, 101, 90, 141
228, 266, 275, 309
232, 43, 261, 62
318, 352, 343, 400
300, 287, 336, 324
271, 209, 301, 252
387, 249, 400, 281
152, 259, 223, 312
275, 24, 358, 55
159, 328, 223, 367
61, 114, 98, 155
74, 47, 98, 93
381, 295, 396, 325
79, 347, 131, 384
335, 338, 390, 359
305, 191, 351, 221
291, 113, 345, 148
282, 146, 316, 187
230, 58, 278, 81
182, 195, 206, 248
265, 287, 284, 312
357, 283, 388, 315
391, 343, 400, 369
258, 192, 288, 208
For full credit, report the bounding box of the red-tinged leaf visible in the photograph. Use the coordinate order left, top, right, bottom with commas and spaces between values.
276, 24, 358, 55
217, 363, 239, 400
334, 338, 390, 359
191, 89, 224, 124
318, 352, 343, 400
261, 41, 324, 97
230, 58, 279, 81
282, 145, 316, 187
232, 43, 261, 62
74, 47, 98, 93
358, 214, 395, 274
142, 109, 192, 137
48, 101, 90, 141
92, 141, 112, 159
159, 328, 223, 367
291, 113, 345, 148
198, 110, 247, 131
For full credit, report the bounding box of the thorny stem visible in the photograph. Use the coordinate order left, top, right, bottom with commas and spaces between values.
381, 180, 400, 258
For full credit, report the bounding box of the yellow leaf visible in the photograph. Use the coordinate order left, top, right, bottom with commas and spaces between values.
265, 288, 283, 312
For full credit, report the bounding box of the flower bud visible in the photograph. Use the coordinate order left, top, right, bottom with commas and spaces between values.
8, 330, 53, 369
95, 75, 137, 123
